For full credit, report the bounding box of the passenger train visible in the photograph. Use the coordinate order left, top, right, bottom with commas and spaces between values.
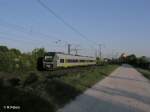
37, 52, 96, 70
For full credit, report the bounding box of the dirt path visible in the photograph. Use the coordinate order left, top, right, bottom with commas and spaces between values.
58, 64, 150, 112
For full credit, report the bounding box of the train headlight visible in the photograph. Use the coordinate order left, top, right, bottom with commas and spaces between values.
46, 64, 51, 68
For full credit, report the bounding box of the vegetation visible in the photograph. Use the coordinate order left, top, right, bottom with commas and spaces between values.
110, 53, 150, 69
110, 53, 150, 80
137, 68, 150, 80
46, 64, 118, 108
0, 82, 55, 112
0, 45, 118, 112
0, 45, 45, 73
0, 65, 118, 111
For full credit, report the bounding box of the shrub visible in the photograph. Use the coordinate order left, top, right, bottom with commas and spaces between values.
8, 77, 21, 87
23, 72, 39, 86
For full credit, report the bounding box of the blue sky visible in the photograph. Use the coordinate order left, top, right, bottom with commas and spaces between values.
0, 0, 150, 57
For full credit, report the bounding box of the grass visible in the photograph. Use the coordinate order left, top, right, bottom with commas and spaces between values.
0, 64, 118, 112
137, 68, 150, 80
45, 64, 118, 109
0, 79, 55, 112
61, 65, 118, 92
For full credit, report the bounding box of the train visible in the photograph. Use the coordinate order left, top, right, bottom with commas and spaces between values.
37, 52, 96, 70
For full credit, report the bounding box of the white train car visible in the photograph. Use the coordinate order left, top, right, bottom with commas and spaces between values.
42, 52, 96, 70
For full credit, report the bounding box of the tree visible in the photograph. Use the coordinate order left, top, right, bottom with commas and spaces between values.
32, 48, 45, 59
0, 46, 9, 53
137, 56, 149, 68
119, 53, 127, 63
31, 48, 46, 70
10, 48, 21, 56
126, 54, 137, 65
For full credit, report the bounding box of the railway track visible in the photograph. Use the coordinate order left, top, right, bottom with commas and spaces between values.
41, 64, 104, 79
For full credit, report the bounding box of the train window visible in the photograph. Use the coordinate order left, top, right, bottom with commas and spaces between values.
66, 59, 70, 63
80, 60, 85, 62
73, 59, 78, 62
60, 59, 64, 63
66, 59, 78, 63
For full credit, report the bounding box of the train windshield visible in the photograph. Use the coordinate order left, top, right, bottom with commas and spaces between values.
44, 52, 55, 62
44, 56, 53, 62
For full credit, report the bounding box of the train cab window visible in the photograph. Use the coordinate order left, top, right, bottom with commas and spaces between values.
60, 59, 64, 63
44, 56, 53, 62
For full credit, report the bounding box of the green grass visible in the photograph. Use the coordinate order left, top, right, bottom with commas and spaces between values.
45, 64, 119, 109
0, 64, 118, 112
137, 68, 150, 80
62, 65, 118, 92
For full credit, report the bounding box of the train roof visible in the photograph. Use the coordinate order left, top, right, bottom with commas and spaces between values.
45, 52, 95, 58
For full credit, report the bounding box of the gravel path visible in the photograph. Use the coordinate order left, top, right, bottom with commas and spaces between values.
58, 64, 150, 112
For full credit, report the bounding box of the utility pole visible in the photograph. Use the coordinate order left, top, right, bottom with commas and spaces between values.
95, 49, 97, 58
74, 48, 78, 55
71, 48, 81, 55
99, 44, 102, 60
67, 43, 81, 55
68, 44, 71, 54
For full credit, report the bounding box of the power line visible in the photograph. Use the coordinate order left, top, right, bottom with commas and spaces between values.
0, 18, 62, 42
0, 21, 75, 53
0, 18, 75, 53
0, 34, 64, 53
0, 35, 36, 45
0, 19, 69, 46
0, 31, 45, 45
0, 31, 68, 52
36, 0, 98, 45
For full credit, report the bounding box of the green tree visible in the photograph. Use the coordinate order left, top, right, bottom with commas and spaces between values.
137, 56, 149, 68
32, 48, 45, 59
0, 45, 9, 53
31, 48, 45, 70
10, 48, 21, 56
126, 54, 137, 65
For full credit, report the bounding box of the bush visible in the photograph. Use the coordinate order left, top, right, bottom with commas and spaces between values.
0, 45, 45, 73
8, 77, 21, 87
0, 78, 4, 88
23, 72, 39, 86
0, 85, 55, 112
37, 57, 44, 71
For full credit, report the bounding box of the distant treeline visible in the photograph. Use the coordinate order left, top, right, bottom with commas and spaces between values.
0, 45, 45, 73
110, 54, 150, 69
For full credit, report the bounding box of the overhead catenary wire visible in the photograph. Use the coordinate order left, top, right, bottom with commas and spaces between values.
0, 0, 98, 54
0, 30, 50, 47
0, 18, 62, 42
0, 19, 70, 47
0, 18, 95, 54
0, 35, 36, 46
36, 0, 98, 45
0, 31, 46, 45
0, 34, 64, 53
0, 20, 79, 53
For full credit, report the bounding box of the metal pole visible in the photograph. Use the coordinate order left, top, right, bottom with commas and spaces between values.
99, 44, 102, 60
68, 44, 71, 54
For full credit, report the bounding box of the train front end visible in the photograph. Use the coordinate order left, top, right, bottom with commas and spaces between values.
43, 52, 56, 70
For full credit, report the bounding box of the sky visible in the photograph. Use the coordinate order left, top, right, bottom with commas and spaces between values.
0, 0, 150, 58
